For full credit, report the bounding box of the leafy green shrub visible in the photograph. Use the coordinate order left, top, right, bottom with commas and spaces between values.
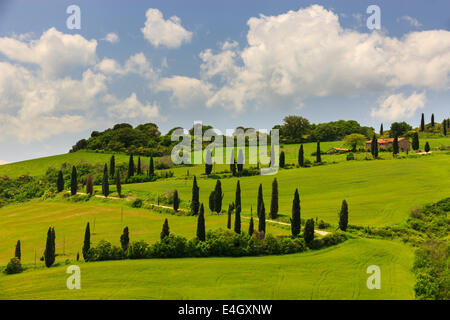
346, 153, 355, 161
131, 198, 143, 208
318, 220, 330, 229
264, 234, 281, 254
279, 237, 306, 254
87, 240, 124, 261
4, 257, 23, 274
128, 240, 150, 259
150, 234, 188, 258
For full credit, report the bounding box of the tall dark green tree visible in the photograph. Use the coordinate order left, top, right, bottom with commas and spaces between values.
279, 151, 285, 168
208, 191, 215, 213
235, 180, 241, 217
420, 113, 425, 131
213, 180, 223, 214
425, 141, 430, 153
443, 121, 447, 136
127, 155, 135, 178
15, 240, 21, 260
137, 157, 142, 175
197, 204, 206, 241
248, 215, 254, 236
339, 200, 349, 231
109, 155, 115, 178
190, 176, 200, 215
102, 164, 109, 197
149, 157, 155, 176
116, 169, 122, 197
173, 190, 180, 212
316, 141, 321, 163
234, 203, 241, 234
205, 150, 213, 175
291, 189, 301, 237
44, 227, 55, 267
380, 123, 383, 135
70, 166, 77, 196
86, 175, 94, 196
227, 203, 232, 229
270, 178, 278, 219
82, 222, 90, 260
257, 184, 263, 219
258, 200, 266, 234
298, 144, 304, 167
431, 113, 435, 127
304, 219, 315, 245
237, 149, 244, 172
160, 218, 170, 240
120, 226, 129, 251
230, 150, 236, 176
412, 132, 420, 151
57, 170, 64, 192
393, 136, 399, 155
371, 134, 378, 158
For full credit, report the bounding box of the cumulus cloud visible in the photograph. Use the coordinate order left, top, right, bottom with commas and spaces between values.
157, 76, 213, 107
188, 5, 450, 111
102, 32, 120, 43
107, 93, 163, 120
141, 8, 192, 48
371, 91, 427, 121
96, 53, 156, 79
398, 16, 422, 27
0, 27, 97, 77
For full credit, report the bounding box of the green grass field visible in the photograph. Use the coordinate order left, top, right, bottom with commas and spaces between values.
0, 238, 415, 300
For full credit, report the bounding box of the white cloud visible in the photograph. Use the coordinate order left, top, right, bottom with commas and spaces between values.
107, 93, 164, 120
102, 32, 119, 43
370, 91, 427, 121
96, 53, 156, 79
0, 27, 97, 77
141, 8, 192, 48
398, 16, 422, 27
157, 76, 213, 107
192, 5, 450, 111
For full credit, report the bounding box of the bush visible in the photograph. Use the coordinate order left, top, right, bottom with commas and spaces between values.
346, 153, 355, 161
131, 198, 143, 208
4, 257, 23, 274
264, 234, 281, 254
87, 240, 124, 261
279, 237, 306, 254
128, 240, 150, 259
150, 234, 188, 258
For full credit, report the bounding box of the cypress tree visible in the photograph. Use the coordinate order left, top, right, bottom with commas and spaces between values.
234, 204, 241, 234
316, 141, 321, 163
248, 215, 254, 236
298, 144, 304, 167
257, 184, 263, 219
44, 227, 55, 267
227, 203, 232, 229
279, 151, 285, 168
137, 157, 142, 175
209, 191, 215, 213
393, 136, 399, 155
82, 222, 90, 260
235, 180, 241, 217
70, 166, 77, 196
304, 218, 315, 245
205, 150, 213, 175
420, 113, 425, 131
15, 240, 21, 260
197, 204, 206, 241
380, 123, 383, 135
120, 226, 129, 251
339, 200, 349, 231
57, 170, 64, 192
190, 176, 200, 215
412, 132, 420, 151
431, 113, 435, 127
270, 178, 278, 219
149, 157, 155, 176
371, 134, 378, 158
86, 175, 93, 196
173, 190, 180, 212
127, 155, 135, 179
230, 150, 236, 176
443, 121, 447, 136
214, 180, 223, 214
425, 141, 430, 153
109, 155, 115, 178
237, 149, 244, 172
258, 200, 266, 234
291, 189, 301, 237
160, 219, 170, 240
102, 164, 109, 197
116, 169, 122, 197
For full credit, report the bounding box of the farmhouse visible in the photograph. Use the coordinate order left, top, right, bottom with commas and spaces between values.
365, 137, 410, 152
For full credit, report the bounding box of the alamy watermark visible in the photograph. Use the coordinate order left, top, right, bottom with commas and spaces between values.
66, 265, 81, 289
366, 265, 381, 289
170, 122, 280, 175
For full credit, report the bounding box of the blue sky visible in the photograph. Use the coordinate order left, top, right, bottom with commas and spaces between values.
0, 0, 449, 163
